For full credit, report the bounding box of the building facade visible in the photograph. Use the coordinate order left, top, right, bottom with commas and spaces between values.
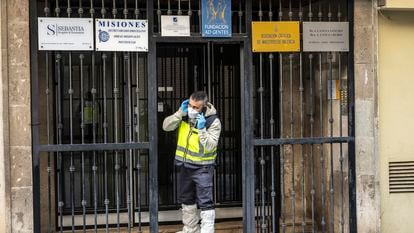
0, 0, 411, 232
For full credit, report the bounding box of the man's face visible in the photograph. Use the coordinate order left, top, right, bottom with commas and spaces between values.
188, 97, 204, 112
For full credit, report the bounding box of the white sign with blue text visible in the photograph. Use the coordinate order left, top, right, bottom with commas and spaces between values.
95, 19, 148, 52
38, 17, 94, 51
201, 0, 232, 37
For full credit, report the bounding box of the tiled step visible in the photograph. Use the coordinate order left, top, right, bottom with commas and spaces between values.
64, 221, 243, 233
155, 221, 243, 233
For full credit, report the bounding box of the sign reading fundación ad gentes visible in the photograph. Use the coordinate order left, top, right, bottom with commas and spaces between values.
252, 21, 300, 52
161, 15, 191, 37
38, 17, 94, 51
201, 0, 232, 37
95, 19, 148, 52
303, 22, 349, 52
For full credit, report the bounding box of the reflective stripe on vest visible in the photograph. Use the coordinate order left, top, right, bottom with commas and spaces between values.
175, 121, 217, 165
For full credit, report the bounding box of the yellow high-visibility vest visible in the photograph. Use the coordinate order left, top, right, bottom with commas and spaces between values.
175, 121, 217, 165
83, 101, 98, 124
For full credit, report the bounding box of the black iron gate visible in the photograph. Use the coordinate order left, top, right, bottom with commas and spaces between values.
246, 1, 356, 232
30, 0, 356, 233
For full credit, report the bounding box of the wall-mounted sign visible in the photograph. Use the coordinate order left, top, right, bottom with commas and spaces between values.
252, 21, 300, 52
303, 22, 349, 52
38, 17, 94, 51
95, 19, 148, 52
201, 0, 232, 37
161, 15, 191, 37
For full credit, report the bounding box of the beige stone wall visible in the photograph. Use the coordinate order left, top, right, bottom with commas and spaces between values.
354, 0, 381, 233
378, 11, 414, 233
379, 0, 414, 9
0, 0, 33, 232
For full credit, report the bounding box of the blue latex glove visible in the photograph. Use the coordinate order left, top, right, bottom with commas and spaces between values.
180, 99, 189, 113
196, 113, 206, 129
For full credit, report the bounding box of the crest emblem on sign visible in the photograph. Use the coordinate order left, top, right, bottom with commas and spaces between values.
98, 30, 110, 42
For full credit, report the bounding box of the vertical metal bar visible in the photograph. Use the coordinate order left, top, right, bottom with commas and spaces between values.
134, 1, 142, 231
56, 52, 64, 233
238, 1, 243, 34
100, 1, 109, 227
298, 2, 306, 233
198, 0, 202, 34
54, 2, 61, 220
102, 52, 109, 233
77, 2, 87, 232
157, 0, 161, 33
123, 2, 133, 231
178, 0, 182, 15
121, 2, 132, 232
220, 46, 225, 202
114, 41, 121, 233
207, 42, 212, 97
46, 54, 52, 233
278, 0, 286, 232
65, 1, 76, 231
42, 1, 52, 232
167, 0, 172, 15
30, 0, 41, 231
147, 0, 159, 231
318, 3, 326, 232
269, 53, 276, 233
55, 0, 61, 17
287, 2, 297, 232
307, 2, 316, 232
79, 52, 87, 233
126, 52, 133, 233
188, 0, 192, 26
268, 1, 276, 230
89, 1, 98, 231
134, 3, 143, 230
289, 52, 295, 233
243, 0, 255, 231
257, 1, 266, 232
327, 3, 335, 233
347, 0, 357, 232
110, 2, 121, 231
101, 0, 107, 18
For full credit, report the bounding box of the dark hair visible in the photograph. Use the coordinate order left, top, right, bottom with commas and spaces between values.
190, 91, 208, 103
85, 91, 92, 100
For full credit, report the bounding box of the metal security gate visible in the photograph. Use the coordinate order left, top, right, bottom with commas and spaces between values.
247, 1, 356, 233
30, 0, 356, 233
31, 1, 154, 232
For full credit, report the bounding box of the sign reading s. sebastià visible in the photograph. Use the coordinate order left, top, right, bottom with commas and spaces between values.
95, 19, 148, 52
38, 17, 94, 51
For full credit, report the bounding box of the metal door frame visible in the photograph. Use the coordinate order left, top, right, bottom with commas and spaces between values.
156, 41, 244, 208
